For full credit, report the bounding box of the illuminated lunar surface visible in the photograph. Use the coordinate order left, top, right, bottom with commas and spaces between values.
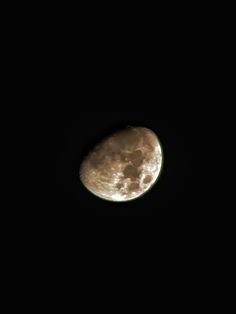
80, 127, 163, 202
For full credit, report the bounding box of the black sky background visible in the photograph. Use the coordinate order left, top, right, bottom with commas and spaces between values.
25, 12, 218, 248
47, 32, 212, 234
4, 6, 230, 305
4, 9, 230, 305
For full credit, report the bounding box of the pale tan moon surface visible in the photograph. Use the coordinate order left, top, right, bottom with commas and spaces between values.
79, 127, 163, 202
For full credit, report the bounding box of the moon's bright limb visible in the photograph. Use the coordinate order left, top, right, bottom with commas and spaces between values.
80, 127, 163, 202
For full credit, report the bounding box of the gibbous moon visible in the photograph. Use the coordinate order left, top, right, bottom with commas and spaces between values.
80, 126, 163, 202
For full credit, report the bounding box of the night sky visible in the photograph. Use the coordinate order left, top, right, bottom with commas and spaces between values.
9, 8, 222, 299
39, 25, 211, 235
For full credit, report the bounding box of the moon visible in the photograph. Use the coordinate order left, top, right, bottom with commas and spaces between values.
80, 126, 163, 202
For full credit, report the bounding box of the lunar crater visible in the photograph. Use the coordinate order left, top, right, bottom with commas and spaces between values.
143, 175, 153, 184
